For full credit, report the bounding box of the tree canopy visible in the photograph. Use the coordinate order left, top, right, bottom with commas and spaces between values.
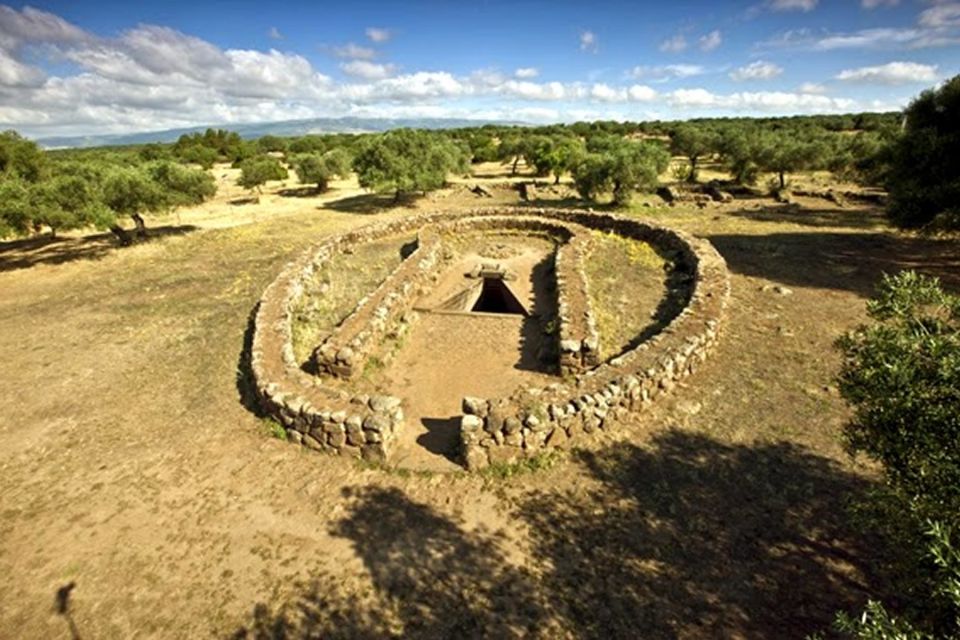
352, 129, 468, 199
884, 74, 960, 230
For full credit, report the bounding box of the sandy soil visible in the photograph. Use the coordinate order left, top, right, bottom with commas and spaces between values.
1, 164, 959, 638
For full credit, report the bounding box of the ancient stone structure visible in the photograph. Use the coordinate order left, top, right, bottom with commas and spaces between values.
249, 207, 730, 470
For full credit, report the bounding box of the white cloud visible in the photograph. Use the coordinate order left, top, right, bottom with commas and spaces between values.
918, 3, 960, 29
659, 34, 687, 53
629, 64, 705, 81
627, 85, 658, 101
861, 0, 898, 8
579, 30, 598, 52
514, 67, 539, 79
0, 5, 92, 51
0, 5, 906, 138
340, 60, 396, 80
769, 0, 818, 11
835, 61, 939, 84
267, 26, 283, 40
365, 27, 391, 43
730, 60, 783, 81
798, 82, 827, 94
0, 48, 45, 86
668, 88, 856, 112
699, 30, 722, 52
332, 43, 377, 59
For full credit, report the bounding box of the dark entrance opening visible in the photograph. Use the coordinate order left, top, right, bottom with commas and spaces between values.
471, 277, 526, 315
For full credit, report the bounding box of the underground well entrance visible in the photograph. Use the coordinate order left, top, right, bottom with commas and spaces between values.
471, 277, 526, 315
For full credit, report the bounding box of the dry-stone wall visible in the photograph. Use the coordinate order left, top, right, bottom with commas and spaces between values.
250, 207, 729, 471
312, 227, 442, 378
456, 209, 730, 471
556, 233, 601, 374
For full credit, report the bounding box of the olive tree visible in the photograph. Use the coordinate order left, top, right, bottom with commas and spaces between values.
291, 148, 352, 192
352, 129, 468, 201
670, 124, 717, 183
237, 155, 288, 193
834, 271, 960, 638
573, 139, 669, 206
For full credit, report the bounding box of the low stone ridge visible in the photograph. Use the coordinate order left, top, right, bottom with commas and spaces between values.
312, 227, 442, 379
249, 207, 730, 471
556, 233, 600, 374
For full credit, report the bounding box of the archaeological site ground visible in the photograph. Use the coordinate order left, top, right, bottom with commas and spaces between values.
1, 160, 958, 639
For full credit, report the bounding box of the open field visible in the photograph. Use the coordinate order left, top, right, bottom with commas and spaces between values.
1, 169, 959, 638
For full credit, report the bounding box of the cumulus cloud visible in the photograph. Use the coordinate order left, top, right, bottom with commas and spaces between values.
668, 87, 855, 112
0, 4, 902, 137
699, 30, 722, 52
365, 27, 391, 43
835, 61, 939, 84
579, 30, 597, 52
340, 60, 396, 80
729, 60, 783, 81
629, 64, 705, 81
659, 34, 687, 53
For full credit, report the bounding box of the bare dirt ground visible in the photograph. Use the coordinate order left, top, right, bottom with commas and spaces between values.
1, 165, 959, 639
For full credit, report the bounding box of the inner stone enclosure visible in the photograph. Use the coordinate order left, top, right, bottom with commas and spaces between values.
249, 208, 730, 472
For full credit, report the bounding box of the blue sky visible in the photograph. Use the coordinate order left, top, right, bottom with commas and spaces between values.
1, 0, 958, 137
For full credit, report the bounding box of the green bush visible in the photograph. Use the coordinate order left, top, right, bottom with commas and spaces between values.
835, 271, 960, 638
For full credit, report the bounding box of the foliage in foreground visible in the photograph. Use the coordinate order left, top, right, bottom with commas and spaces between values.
835, 271, 960, 638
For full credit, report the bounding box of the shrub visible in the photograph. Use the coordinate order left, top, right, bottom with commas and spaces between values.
835, 271, 960, 638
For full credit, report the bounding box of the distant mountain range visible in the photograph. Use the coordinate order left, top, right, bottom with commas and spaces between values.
37, 116, 529, 149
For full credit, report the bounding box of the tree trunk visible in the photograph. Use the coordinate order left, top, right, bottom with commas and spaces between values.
554, 173, 561, 185
688, 156, 698, 183
779, 172, 785, 189
511, 156, 520, 175
394, 188, 401, 203
110, 225, 133, 246
132, 213, 148, 239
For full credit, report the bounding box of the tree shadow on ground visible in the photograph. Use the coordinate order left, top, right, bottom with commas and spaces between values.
520, 431, 883, 638
276, 186, 320, 198
726, 202, 888, 230
232, 430, 885, 639
709, 230, 960, 298
323, 192, 424, 215
0, 225, 198, 273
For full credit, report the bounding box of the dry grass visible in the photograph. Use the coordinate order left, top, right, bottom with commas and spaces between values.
290, 234, 412, 364
1, 168, 959, 638
583, 231, 671, 360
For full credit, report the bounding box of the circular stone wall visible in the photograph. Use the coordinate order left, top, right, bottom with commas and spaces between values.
247, 207, 730, 470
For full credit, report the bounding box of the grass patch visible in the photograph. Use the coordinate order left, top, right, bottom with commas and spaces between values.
480, 449, 567, 483
261, 417, 288, 440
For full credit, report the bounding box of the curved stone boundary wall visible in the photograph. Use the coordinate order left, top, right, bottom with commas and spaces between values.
250, 207, 729, 471
458, 209, 730, 471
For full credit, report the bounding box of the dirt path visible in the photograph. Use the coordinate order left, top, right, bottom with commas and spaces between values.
1, 189, 957, 638
384, 312, 556, 471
